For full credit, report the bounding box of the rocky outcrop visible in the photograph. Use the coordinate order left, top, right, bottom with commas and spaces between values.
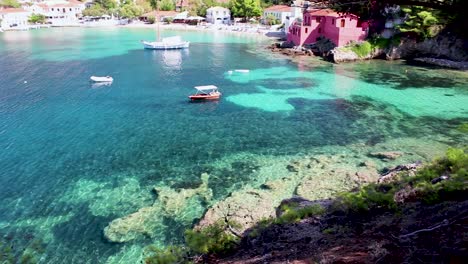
413, 58, 468, 70
368, 151, 404, 161
197, 154, 380, 233
331, 48, 362, 63
378, 162, 423, 184
104, 173, 212, 243
330, 36, 468, 67
196, 176, 299, 233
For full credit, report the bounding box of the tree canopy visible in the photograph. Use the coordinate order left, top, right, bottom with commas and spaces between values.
28, 13, 46, 24
230, 0, 262, 19
94, 0, 117, 10
82, 3, 108, 17
0, 0, 20, 8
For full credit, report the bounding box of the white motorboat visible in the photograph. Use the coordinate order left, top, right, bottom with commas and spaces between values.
90, 76, 113, 82
234, 69, 250, 73
142, 36, 190, 50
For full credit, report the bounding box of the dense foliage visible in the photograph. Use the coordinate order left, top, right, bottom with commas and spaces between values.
82, 4, 108, 17
338, 148, 468, 212
94, 0, 117, 10
118, 1, 144, 19
230, 0, 262, 20
398, 5, 441, 39
28, 14, 47, 24
264, 14, 280, 25
0, 0, 20, 8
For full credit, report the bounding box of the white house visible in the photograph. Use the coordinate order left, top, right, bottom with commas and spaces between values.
25, 0, 85, 26
0, 8, 31, 30
263, 5, 291, 25
284, 1, 305, 32
206, 6, 230, 25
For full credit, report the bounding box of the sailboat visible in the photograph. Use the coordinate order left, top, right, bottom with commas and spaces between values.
141, 10, 189, 50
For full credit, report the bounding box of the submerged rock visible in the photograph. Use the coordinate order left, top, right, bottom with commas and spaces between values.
368, 151, 404, 160
413, 58, 468, 70
378, 162, 423, 184
197, 176, 299, 232
104, 173, 212, 243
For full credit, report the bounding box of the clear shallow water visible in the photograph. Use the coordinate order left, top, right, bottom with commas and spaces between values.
0, 27, 467, 263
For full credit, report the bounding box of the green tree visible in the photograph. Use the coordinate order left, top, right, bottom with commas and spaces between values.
189, 0, 217, 17
0, 0, 20, 8
118, 2, 144, 19
148, 0, 159, 10
136, 0, 152, 13
398, 6, 440, 39
82, 4, 108, 17
95, 0, 117, 9
28, 14, 46, 24
159, 0, 174, 11
230, 0, 262, 20
265, 13, 279, 25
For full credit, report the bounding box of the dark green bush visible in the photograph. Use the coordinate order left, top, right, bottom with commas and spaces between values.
350, 41, 372, 57
143, 245, 188, 264
185, 220, 240, 255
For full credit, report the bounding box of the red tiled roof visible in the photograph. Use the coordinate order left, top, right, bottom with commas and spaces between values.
264, 5, 290, 12
0, 8, 28, 14
307, 8, 358, 18
48, 0, 84, 8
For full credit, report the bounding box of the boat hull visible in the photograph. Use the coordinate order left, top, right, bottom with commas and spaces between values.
142, 41, 190, 50
189, 94, 220, 100
90, 76, 113, 82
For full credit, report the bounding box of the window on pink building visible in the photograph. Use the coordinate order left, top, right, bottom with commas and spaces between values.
332, 19, 335, 25
305, 28, 308, 33
341, 19, 345, 27
316, 17, 321, 23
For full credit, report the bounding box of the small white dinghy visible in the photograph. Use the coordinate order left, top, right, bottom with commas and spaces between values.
90, 76, 113, 82
234, 69, 249, 73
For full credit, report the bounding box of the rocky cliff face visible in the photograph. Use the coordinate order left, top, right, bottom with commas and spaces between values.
331, 36, 468, 69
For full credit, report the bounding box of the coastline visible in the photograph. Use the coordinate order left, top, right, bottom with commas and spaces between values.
120, 22, 278, 40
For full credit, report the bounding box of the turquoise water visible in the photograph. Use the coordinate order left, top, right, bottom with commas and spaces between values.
0, 27, 467, 263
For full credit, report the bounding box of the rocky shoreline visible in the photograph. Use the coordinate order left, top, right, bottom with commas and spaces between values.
103, 137, 452, 244
270, 35, 468, 70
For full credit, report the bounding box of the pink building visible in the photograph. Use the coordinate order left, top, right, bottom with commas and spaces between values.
287, 9, 368, 47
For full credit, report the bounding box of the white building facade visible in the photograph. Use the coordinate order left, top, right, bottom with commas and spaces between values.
263, 5, 291, 25
25, 0, 85, 26
0, 8, 31, 30
206, 6, 230, 25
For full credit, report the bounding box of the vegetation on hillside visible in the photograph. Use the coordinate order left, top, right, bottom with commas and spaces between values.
230, 0, 262, 20
320, 0, 468, 38
0, 0, 20, 8
28, 14, 46, 24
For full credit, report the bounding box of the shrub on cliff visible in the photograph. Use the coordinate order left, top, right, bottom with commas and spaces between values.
398, 6, 442, 40
144, 245, 188, 264
337, 147, 467, 212
349, 41, 373, 58
185, 219, 240, 255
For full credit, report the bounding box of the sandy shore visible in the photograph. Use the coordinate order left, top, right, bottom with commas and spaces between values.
119, 22, 283, 40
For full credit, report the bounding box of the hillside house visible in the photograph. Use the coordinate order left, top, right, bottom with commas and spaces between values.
263, 5, 291, 25
287, 9, 368, 47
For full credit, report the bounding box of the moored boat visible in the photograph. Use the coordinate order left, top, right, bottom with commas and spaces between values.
189, 85, 221, 101
90, 76, 113, 82
142, 36, 190, 50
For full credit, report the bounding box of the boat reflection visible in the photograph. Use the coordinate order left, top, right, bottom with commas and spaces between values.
162, 49, 189, 69
91, 81, 112, 89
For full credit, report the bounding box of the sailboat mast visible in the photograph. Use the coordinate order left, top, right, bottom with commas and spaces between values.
156, 1, 160, 41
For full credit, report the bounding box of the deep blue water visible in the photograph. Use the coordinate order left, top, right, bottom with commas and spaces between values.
0, 27, 467, 263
